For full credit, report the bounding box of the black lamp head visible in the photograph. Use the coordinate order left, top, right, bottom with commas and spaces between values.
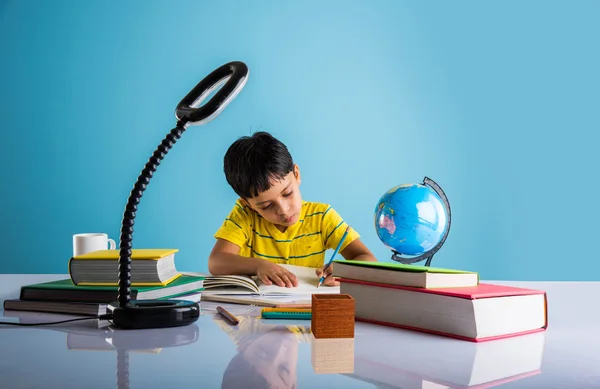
176, 61, 249, 127
108, 61, 249, 329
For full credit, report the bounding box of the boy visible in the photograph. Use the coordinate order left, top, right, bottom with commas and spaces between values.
208, 131, 377, 287
216, 313, 307, 388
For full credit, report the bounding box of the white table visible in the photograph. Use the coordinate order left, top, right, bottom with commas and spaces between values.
0, 275, 598, 388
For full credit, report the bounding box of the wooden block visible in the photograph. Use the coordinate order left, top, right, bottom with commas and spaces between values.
311, 294, 355, 338
310, 334, 355, 374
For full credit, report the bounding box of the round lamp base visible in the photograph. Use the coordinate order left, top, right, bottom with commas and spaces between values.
108, 299, 200, 330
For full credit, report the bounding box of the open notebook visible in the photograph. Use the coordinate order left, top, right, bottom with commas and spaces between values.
184, 264, 340, 296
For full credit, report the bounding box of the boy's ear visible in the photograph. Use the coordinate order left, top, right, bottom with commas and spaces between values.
293, 164, 301, 185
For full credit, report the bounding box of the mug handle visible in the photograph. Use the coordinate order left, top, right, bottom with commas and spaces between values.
108, 238, 116, 250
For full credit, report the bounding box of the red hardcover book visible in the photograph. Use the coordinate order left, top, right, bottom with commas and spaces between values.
340, 278, 548, 342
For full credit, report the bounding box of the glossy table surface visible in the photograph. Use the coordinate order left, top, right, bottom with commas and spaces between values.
0, 275, 598, 389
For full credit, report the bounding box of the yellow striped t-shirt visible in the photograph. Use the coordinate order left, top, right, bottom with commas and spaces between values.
214, 199, 360, 268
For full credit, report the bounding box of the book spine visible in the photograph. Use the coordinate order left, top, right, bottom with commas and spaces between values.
543, 293, 549, 329
355, 316, 547, 342
3, 300, 103, 316
19, 287, 138, 303
68, 257, 76, 284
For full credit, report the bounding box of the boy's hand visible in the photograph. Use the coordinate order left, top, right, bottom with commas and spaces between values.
256, 261, 299, 288
316, 263, 340, 287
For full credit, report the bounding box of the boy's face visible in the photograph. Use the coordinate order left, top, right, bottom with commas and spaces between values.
242, 330, 298, 388
243, 164, 303, 230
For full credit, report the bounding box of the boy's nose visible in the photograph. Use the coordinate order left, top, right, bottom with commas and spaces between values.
277, 204, 290, 216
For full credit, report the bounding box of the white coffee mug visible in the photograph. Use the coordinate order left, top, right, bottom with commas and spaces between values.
73, 233, 116, 257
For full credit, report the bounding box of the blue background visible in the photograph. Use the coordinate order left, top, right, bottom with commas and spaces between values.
1, 0, 598, 280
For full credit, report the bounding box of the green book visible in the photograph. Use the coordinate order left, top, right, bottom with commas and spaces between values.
19, 274, 205, 303
332, 260, 479, 289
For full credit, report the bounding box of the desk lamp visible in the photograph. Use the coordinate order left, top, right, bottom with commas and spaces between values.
108, 61, 249, 329
53, 325, 199, 388
114, 326, 199, 387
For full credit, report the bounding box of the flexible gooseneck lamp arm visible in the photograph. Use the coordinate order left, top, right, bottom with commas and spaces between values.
110, 61, 249, 330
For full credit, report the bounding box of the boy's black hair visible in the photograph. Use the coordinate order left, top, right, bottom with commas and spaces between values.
223, 131, 294, 199
221, 328, 298, 389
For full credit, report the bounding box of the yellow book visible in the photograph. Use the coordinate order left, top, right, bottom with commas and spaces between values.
68, 249, 181, 287
72, 249, 178, 260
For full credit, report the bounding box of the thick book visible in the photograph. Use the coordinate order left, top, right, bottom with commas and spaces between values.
188, 264, 340, 296
1, 310, 111, 328
3, 291, 202, 316
68, 248, 181, 286
340, 278, 548, 342
66, 330, 161, 353
332, 260, 479, 288
344, 324, 545, 388
19, 274, 205, 303
3, 299, 107, 316
62, 323, 199, 352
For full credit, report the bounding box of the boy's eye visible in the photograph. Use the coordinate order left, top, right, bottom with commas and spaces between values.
261, 204, 271, 210
283, 191, 293, 197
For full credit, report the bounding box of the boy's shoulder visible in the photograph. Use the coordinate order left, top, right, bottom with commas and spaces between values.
227, 199, 337, 217
302, 200, 334, 214
228, 198, 254, 217
233, 198, 247, 208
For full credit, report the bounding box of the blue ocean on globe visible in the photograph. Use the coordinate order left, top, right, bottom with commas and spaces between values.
374, 183, 448, 256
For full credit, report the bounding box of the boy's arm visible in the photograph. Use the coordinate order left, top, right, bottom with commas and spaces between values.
208, 239, 298, 287
316, 203, 378, 286
316, 238, 377, 286
208, 239, 263, 275
340, 239, 378, 262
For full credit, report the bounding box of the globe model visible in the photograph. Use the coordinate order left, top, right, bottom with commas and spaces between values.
374, 180, 449, 257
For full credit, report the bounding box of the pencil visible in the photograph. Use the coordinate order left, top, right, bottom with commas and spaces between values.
262, 308, 312, 313
217, 306, 239, 325
318, 225, 351, 288
275, 303, 312, 309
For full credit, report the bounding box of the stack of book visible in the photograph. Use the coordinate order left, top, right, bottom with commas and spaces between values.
345, 324, 546, 388
3, 249, 205, 319
332, 260, 548, 342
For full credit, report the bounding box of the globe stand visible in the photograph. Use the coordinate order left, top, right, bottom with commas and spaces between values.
391, 250, 436, 267
389, 177, 451, 267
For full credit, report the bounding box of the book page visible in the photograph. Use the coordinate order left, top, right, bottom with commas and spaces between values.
183, 264, 341, 296
183, 273, 260, 294
333, 259, 476, 274
257, 264, 340, 295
